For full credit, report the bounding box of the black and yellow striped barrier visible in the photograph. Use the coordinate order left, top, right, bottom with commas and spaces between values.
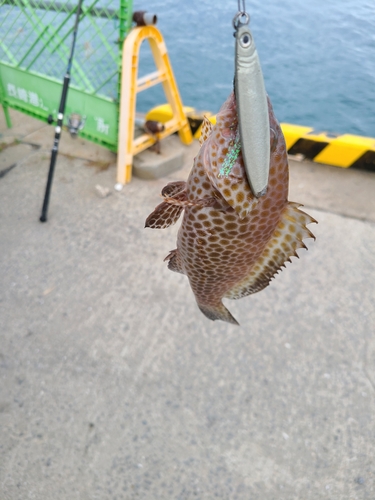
281, 124, 375, 171
145, 105, 375, 171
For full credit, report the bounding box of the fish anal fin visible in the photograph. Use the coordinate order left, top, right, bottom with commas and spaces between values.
199, 116, 214, 146
161, 180, 186, 198
145, 201, 183, 229
198, 301, 239, 325
164, 249, 184, 274
225, 202, 317, 299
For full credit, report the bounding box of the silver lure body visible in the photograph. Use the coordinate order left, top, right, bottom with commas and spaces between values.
235, 24, 270, 197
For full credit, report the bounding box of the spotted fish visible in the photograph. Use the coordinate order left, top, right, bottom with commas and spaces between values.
145, 92, 316, 325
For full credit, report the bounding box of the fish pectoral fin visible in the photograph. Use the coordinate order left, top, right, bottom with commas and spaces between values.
199, 116, 214, 146
146, 184, 188, 229
164, 249, 185, 274
197, 301, 239, 325
145, 201, 184, 229
225, 202, 317, 299
161, 180, 187, 198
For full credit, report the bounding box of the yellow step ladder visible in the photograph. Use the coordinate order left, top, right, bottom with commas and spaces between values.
117, 25, 193, 186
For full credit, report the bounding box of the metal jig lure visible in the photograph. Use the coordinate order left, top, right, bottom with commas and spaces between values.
233, 2, 270, 197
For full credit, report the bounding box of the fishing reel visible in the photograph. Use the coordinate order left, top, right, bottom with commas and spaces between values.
47, 113, 86, 138
67, 113, 86, 138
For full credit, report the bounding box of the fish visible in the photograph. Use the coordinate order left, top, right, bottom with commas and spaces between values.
145, 91, 316, 325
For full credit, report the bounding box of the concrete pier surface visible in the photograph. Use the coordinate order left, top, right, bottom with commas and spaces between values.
1, 109, 375, 499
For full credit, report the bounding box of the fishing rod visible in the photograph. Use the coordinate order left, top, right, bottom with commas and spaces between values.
39, 0, 84, 223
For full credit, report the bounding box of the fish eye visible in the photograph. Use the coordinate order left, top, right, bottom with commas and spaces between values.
239, 32, 252, 48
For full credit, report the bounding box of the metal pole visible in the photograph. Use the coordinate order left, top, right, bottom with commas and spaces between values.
39, 0, 83, 223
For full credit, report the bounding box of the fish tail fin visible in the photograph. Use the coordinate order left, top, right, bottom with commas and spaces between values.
198, 301, 239, 326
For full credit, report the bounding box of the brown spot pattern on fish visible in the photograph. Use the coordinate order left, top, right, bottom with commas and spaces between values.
146, 92, 316, 324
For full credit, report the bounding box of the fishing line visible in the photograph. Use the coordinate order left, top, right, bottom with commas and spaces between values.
237, 0, 246, 14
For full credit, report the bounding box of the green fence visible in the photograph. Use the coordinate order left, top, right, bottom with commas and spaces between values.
0, 0, 133, 150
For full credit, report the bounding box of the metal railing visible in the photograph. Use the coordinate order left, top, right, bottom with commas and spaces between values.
0, 0, 133, 150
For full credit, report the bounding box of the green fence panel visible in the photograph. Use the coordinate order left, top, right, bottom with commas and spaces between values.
0, 0, 133, 151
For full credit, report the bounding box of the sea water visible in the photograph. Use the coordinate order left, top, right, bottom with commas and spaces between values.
133, 0, 375, 137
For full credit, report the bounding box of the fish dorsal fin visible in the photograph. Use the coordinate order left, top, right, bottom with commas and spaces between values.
225, 202, 317, 299
199, 116, 214, 146
161, 180, 186, 198
145, 201, 184, 229
164, 249, 184, 274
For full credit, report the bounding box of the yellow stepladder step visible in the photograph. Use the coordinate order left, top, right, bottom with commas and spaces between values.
117, 25, 193, 185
